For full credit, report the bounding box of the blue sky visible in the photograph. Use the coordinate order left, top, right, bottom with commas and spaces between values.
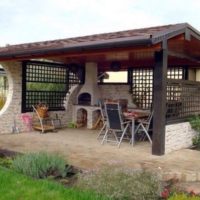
1, 0, 200, 46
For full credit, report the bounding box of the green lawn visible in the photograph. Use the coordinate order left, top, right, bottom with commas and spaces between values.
0, 167, 106, 200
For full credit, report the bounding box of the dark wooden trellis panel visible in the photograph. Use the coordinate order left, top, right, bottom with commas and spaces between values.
129, 67, 187, 109
166, 79, 200, 123
22, 61, 83, 112
128, 68, 153, 109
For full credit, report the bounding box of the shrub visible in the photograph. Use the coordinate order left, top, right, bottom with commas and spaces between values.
0, 157, 13, 168
189, 115, 200, 132
12, 152, 66, 178
168, 193, 200, 200
76, 166, 161, 200
189, 115, 200, 149
192, 135, 200, 149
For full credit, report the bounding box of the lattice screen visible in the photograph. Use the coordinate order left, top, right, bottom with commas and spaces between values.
166, 80, 200, 122
131, 68, 153, 109
22, 61, 83, 112
129, 67, 187, 109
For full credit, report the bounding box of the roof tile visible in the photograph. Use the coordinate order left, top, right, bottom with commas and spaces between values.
0, 23, 187, 56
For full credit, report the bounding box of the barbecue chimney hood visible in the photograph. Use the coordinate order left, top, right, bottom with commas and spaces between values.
77, 62, 100, 106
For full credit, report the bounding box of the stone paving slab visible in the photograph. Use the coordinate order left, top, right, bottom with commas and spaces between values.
0, 128, 199, 182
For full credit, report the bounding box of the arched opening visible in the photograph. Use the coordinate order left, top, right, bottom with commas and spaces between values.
0, 65, 8, 111
78, 93, 91, 105
76, 108, 87, 128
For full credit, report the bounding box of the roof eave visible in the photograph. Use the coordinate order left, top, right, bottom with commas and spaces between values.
152, 23, 200, 44
151, 23, 187, 44
0, 37, 152, 61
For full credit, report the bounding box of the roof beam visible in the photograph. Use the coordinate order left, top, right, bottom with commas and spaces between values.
185, 28, 191, 41
152, 28, 185, 44
168, 50, 200, 63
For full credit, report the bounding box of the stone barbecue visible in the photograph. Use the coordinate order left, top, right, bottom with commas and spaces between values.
73, 62, 101, 129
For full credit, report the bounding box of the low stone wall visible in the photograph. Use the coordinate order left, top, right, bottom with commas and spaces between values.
165, 122, 197, 153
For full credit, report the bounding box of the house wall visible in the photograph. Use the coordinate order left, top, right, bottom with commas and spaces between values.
0, 61, 135, 133
165, 122, 197, 153
0, 61, 69, 134
188, 69, 196, 81
65, 84, 136, 128
188, 68, 200, 81
196, 69, 200, 81
99, 84, 136, 108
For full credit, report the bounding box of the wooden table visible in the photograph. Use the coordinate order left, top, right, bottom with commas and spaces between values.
123, 110, 149, 146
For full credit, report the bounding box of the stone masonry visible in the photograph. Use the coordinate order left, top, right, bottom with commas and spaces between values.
165, 122, 197, 153
0, 61, 68, 134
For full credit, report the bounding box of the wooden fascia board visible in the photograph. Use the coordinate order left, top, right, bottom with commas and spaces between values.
0, 44, 159, 62
0, 37, 152, 61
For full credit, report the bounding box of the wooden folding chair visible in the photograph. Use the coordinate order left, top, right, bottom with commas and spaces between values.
101, 102, 131, 147
134, 111, 153, 144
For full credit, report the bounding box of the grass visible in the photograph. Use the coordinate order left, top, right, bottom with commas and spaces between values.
0, 167, 107, 200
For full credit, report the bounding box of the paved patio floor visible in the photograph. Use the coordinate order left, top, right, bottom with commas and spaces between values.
0, 128, 200, 181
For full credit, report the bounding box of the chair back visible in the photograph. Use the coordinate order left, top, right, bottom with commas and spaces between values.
104, 102, 124, 131
145, 110, 154, 130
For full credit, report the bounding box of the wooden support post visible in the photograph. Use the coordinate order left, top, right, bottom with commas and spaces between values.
152, 49, 168, 155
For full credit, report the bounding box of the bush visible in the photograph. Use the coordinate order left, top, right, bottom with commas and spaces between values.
0, 157, 13, 168
189, 115, 200, 132
168, 193, 200, 200
12, 152, 66, 178
189, 115, 200, 149
76, 166, 161, 200
192, 135, 200, 149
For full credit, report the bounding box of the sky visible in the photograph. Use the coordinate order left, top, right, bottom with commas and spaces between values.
1, 0, 200, 46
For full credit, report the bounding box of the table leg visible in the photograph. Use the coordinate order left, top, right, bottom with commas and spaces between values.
131, 118, 135, 146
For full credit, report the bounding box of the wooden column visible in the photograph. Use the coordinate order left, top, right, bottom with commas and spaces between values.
152, 49, 168, 155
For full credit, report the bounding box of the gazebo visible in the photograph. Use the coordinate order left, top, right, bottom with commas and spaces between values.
0, 22, 200, 155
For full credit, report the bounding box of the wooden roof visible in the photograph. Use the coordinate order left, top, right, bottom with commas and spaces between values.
0, 23, 200, 69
